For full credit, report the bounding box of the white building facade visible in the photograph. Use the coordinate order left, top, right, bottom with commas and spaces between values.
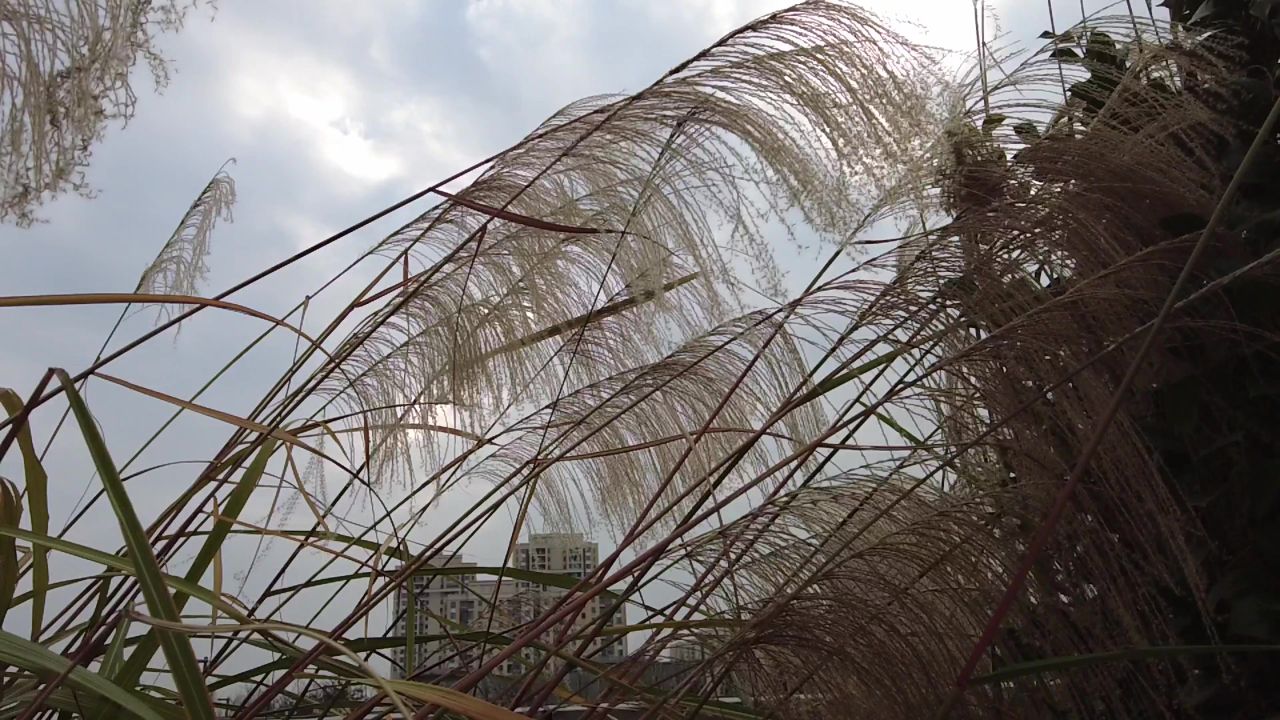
391, 534, 626, 679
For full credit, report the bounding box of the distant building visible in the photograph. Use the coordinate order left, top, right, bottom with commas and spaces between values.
667, 638, 708, 662
509, 533, 627, 668
390, 533, 626, 680
389, 554, 485, 678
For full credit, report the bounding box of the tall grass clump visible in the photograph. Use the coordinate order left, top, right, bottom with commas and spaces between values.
4, 0, 1280, 717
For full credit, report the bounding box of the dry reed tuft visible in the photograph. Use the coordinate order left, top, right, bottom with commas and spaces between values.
5, 3, 1280, 719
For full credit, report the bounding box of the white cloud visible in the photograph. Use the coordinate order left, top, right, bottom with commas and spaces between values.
381, 98, 473, 182
463, 0, 601, 102
210, 10, 472, 191
623, 0, 783, 42
632, 0, 975, 54
223, 47, 404, 183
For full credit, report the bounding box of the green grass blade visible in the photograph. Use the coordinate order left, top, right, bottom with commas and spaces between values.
3, 685, 185, 720
169, 528, 406, 561
405, 577, 417, 676
0, 479, 19, 626
54, 370, 215, 720
186, 438, 278, 597
205, 634, 460, 690
0, 628, 170, 720
0, 527, 243, 621
0, 388, 50, 637
789, 329, 949, 409
100, 615, 132, 681
10, 572, 117, 606
115, 437, 278, 700
87, 616, 138, 720
135, 616, 418, 719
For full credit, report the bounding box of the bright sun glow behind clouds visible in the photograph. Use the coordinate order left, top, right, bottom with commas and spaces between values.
227, 51, 404, 183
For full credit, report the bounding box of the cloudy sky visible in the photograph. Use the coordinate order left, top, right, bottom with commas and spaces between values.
0, 0, 1113, 675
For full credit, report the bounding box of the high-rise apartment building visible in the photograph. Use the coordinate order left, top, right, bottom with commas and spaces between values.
390, 534, 626, 680
666, 638, 708, 662
389, 554, 484, 679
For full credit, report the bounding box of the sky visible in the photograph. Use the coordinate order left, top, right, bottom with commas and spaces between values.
0, 0, 1113, 677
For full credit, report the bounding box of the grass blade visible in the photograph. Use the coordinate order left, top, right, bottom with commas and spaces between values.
267, 565, 624, 600
10, 572, 117, 607
87, 612, 139, 720
54, 370, 215, 720
134, 616, 415, 719
430, 188, 608, 235
0, 478, 20, 626
211, 497, 223, 626
115, 438, 279, 696
0, 293, 320, 353
0, 629, 171, 720
384, 678, 529, 720
94, 373, 309, 449
405, 577, 416, 678
0, 388, 50, 637
0, 527, 244, 620
788, 331, 948, 409
99, 616, 132, 682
